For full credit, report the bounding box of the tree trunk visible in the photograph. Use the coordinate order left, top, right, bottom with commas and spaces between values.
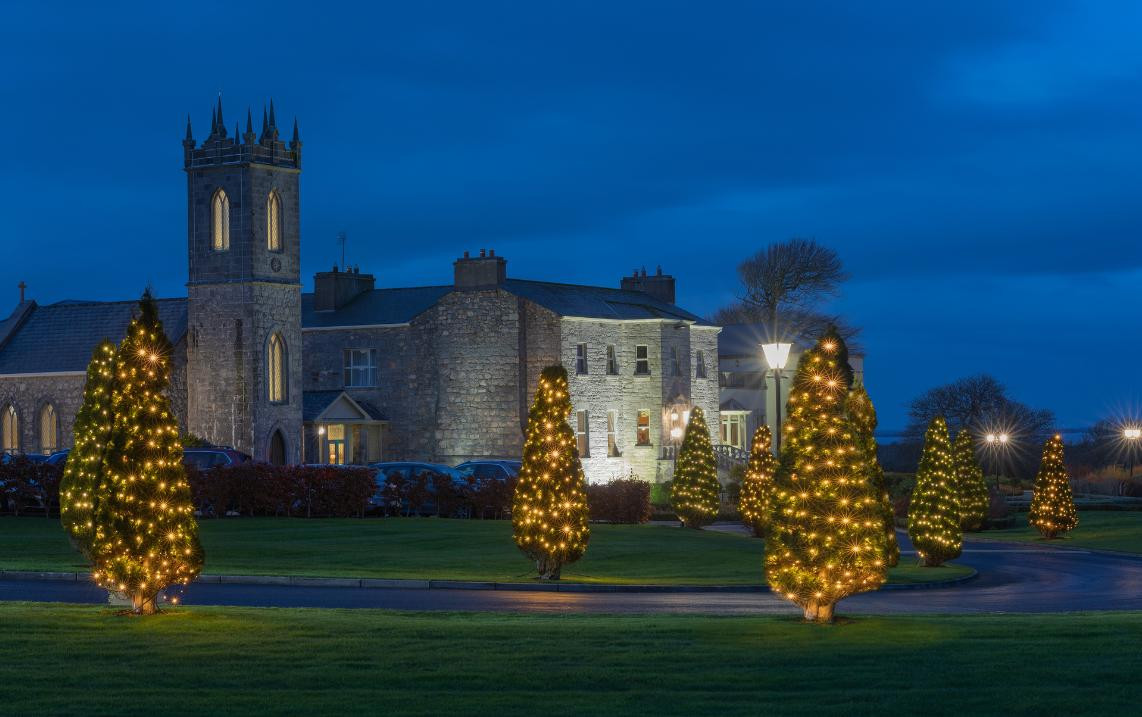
131, 592, 157, 615
802, 600, 835, 623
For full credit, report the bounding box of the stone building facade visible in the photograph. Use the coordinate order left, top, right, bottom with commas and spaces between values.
0, 99, 721, 485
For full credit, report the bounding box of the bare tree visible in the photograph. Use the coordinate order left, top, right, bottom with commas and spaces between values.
715, 238, 850, 342
906, 374, 1054, 442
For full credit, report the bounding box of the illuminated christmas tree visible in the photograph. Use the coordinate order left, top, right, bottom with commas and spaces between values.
1028, 434, 1078, 539
766, 328, 888, 623
90, 291, 203, 613
908, 416, 962, 566
739, 424, 777, 538
512, 365, 590, 579
670, 406, 720, 528
952, 430, 989, 532
846, 382, 900, 567
59, 340, 118, 559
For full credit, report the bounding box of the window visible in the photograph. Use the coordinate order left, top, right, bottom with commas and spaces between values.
39, 404, 57, 454
267, 334, 287, 403
607, 411, 620, 457
670, 346, 681, 376
343, 349, 378, 388
721, 413, 748, 451
211, 188, 230, 251
266, 190, 282, 251
636, 410, 651, 446
1, 405, 17, 452
634, 345, 650, 375
575, 343, 588, 375
695, 350, 707, 379
606, 345, 618, 375
575, 410, 590, 458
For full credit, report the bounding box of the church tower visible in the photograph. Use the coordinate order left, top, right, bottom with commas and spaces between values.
184, 97, 303, 463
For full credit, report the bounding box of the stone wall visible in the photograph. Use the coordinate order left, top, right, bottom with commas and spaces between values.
186, 282, 303, 462
0, 374, 85, 454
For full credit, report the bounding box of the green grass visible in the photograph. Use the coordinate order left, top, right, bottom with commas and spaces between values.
0, 517, 969, 585
969, 510, 1142, 554
1, 605, 1140, 716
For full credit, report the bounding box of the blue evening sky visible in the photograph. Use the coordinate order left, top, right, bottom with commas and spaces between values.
1, 1, 1139, 432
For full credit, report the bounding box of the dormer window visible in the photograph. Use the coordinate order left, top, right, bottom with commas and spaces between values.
212, 188, 230, 251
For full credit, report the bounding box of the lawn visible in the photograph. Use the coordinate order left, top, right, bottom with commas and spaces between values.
968, 510, 1142, 554
1, 604, 1140, 716
0, 517, 968, 585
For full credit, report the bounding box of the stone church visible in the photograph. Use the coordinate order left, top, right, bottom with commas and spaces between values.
0, 99, 720, 484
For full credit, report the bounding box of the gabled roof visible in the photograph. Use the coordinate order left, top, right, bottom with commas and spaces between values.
502, 279, 711, 324
302, 390, 387, 422
0, 298, 188, 375
301, 286, 452, 329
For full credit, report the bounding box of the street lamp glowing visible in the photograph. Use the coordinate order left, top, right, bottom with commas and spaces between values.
761, 342, 792, 371
986, 433, 996, 444
670, 427, 683, 441
1124, 428, 1141, 440
999, 433, 1009, 444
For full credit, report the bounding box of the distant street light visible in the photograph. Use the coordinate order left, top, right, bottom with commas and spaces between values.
761, 342, 792, 453
985, 432, 1011, 491
1124, 427, 1141, 479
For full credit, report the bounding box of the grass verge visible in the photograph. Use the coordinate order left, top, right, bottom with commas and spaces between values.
1, 605, 1140, 716
968, 510, 1142, 554
0, 517, 969, 585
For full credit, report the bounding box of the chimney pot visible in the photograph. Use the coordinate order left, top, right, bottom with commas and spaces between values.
480, 249, 486, 258
464, 251, 470, 258
489, 249, 495, 257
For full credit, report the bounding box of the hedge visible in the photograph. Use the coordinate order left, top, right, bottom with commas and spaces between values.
0, 456, 61, 516
586, 479, 652, 524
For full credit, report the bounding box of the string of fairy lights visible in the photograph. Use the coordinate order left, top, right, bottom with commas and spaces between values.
952, 430, 989, 532
846, 383, 900, 567
59, 292, 203, 614
670, 406, 720, 528
739, 424, 777, 538
1029, 434, 1079, 539
765, 330, 891, 622
908, 417, 962, 566
511, 366, 590, 580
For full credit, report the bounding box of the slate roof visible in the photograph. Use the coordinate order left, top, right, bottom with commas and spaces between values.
502, 279, 712, 325
301, 286, 452, 328
302, 390, 387, 422
300, 279, 712, 329
0, 298, 188, 375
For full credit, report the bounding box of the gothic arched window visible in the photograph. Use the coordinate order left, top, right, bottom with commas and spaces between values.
1, 405, 18, 452
266, 190, 282, 252
268, 334, 287, 403
212, 188, 230, 251
39, 404, 57, 455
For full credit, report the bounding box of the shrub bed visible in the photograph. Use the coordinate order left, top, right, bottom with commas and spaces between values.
0, 457, 61, 516
587, 479, 651, 524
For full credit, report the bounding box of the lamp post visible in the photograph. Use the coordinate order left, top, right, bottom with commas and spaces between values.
761, 342, 792, 453
985, 432, 1010, 491
1124, 427, 1141, 479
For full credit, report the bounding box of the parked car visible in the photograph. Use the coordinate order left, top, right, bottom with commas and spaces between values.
455, 459, 521, 484
369, 461, 473, 517
182, 447, 252, 471
45, 449, 70, 466
1, 452, 50, 465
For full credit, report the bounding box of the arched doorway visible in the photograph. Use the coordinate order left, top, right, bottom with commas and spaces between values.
269, 430, 287, 465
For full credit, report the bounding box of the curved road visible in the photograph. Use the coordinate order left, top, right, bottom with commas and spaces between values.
3, 536, 1140, 615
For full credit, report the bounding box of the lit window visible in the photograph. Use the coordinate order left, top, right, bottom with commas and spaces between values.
211, 188, 230, 251
39, 404, 57, 454
343, 348, 377, 388
1, 405, 17, 452
670, 346, 681, 376
606, 345, 618, 375
576, 410, 590, 458
635, 345, 650, 375
575, 343, 588, 375
268, 334, 287, 403
607, 410, 620, 457
266, 190, 282, 251
721, 413, 747, 451
695, 350, 707, 379
636, 410, 651, 446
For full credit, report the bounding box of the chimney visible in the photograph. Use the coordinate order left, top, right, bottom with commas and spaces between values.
313, 266, 376, 311
454, 249, 507, 289
620, 265, 676, 305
